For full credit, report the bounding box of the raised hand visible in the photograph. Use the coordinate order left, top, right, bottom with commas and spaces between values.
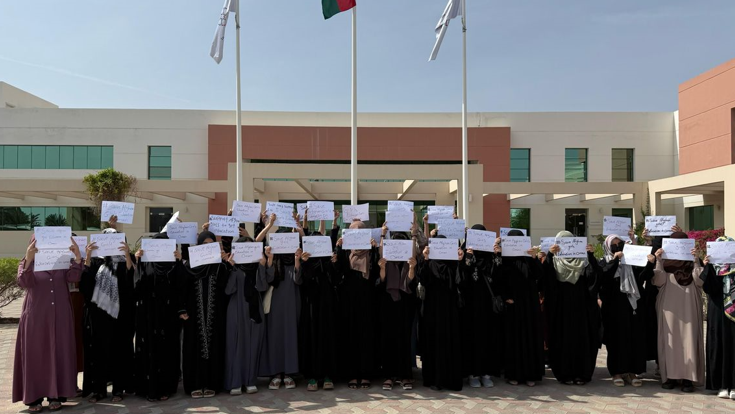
457, 248, 464, 261
135, 249, 144, 259
655, 248, 664, 259
301, 252, 311, 262
647, 254, 655, 263
378, 258, 387, 269
423, 246, 430, 260
69, 237, 81, 260
174, 249, 182, 261
25, 240, 38, 262
226, 253, 235, 266
549, 244, 561, 254
408, 257, 417, 269
613, 251, 624, 260
265, 246, 273, 259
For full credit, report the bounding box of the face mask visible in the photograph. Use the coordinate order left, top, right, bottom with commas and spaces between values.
610, 243, 623, 254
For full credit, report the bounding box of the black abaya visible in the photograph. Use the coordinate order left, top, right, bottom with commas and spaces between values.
497, 255, 545, 383
598, 258, 653, 377
80, 258, 136, 397
377, 262, 417, 381
542, 252, 601, 383
418, 258, 463, 391
459, 251, 503, 378
701, 264, 735, 391
133, 259, 182, 399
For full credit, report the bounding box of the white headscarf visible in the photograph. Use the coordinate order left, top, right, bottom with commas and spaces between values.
603, 234, 640, 312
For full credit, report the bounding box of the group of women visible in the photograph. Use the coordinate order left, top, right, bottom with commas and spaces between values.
11, 208, 735, 411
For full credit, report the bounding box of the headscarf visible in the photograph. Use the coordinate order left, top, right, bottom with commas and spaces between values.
552, 230, 587, 284
663, 231, 695, 286
348, 220, 370, 277
712, 236, 735, 322
604, 235, 640, 312
461, 224, 494, 280
385, 232, 412, 301
505, 229, 531, 276
197, 231, 216, 246
92, 228, 124, 319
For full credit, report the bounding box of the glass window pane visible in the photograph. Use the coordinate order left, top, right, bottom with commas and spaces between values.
31, 146, 46, 168
510, 208, 531, 235
73, 146, 88, 169
3, 146, 18, 169
101, 146, 114, 168
611, 148, 634, 182
149, 167, 171, 179
60, 146, 74, 169
0, 146, 4, 168
149, 156, 171, 167
31, 207, 45, 227
18, 146, 32, 169
87, 146, 101, 169
150, 146, 171, 157
46, 146, 60, 169
611, 208, 633, 219
565, 148, 587, 182
510, 149, 530, 182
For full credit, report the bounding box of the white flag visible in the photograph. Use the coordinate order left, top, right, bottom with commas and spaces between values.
429, 0, 463, 61
210, 0, 238, 64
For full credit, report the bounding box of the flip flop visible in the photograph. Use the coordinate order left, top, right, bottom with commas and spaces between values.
28, 404, 42, 413
323, 378, 334, 390
203, 390, 215, 398
348, 380, 358, 390
190, 390, 203, 399
49, 401, 62, 411
402, 381, 413, 390
360, 380, 371, 389
382, 379, 393, 390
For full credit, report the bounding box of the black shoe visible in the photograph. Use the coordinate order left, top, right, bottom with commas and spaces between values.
661, 380, 676, 390
681, 380, 694, 393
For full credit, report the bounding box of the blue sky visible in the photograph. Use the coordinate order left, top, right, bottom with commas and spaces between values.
1, 0, 733, 112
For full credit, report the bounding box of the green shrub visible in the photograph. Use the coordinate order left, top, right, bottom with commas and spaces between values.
0, 257, 23, 316
82, 168, 137, 216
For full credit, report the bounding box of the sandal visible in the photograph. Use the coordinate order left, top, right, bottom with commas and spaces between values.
88, 394, 103, 403
284, 376, 296, 389
360, 380, 371, 389
383, 379, 393, 390
269, 377, 282, 390
626, 374, 642, 387
613, 376, 625, 387
348, 380, 358, 390
111, 395, 123, 403
307, 379, 318, 392
203, 389, 215, 398
507, 380, 519, 386
28, 405, 42, 413
402, 381, 414, 391
323, 378, 334, 390
190, 390, 203, 399
48, 401, 62, 411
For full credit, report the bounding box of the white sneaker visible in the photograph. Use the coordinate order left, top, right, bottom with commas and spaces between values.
729, 390, 735, 400
468, 376, 481, 388
230, 388, 243, 395
481, 375, 494, 388
246, 386, 258, 394
717, 389, 729, 398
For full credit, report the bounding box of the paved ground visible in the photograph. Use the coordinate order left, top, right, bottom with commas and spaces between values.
2, 298, 734, 414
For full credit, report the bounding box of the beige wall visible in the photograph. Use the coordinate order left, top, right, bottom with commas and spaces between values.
0, 82, 57, 109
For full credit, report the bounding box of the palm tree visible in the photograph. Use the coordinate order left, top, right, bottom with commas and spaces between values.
44, 214, 69, 227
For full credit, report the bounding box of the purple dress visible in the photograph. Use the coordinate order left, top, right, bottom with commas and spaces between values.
13, 259, 82, 404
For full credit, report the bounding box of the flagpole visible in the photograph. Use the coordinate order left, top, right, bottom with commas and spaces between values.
461, 0, 469, 220
350, 6, 357, 205
234, 0, 243, 201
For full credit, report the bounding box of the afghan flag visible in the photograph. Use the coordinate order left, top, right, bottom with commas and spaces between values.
322, 0, 356, 19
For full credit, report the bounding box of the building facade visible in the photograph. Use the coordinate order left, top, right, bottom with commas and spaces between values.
1, 57, 734, 257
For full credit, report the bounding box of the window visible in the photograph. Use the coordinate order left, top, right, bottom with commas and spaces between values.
688, 206, 714, 231
149, 207, 174, 233
0, 207, 100, 231
280, 200, 437, 231
612, 208, 633, 220
565, 208, 587, 237
0, 145, 113, 169
612, 149, 634, 182
510, 208, 531, 235
149, 146, 172, 180
510, 149, 531, 182
565, 148, 588, 182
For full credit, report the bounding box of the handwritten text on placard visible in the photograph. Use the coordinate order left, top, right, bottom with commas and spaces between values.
621, 244, 652, 267
465, 229, 497, 252
555, 237, 588, 259
501, 236, 532, 257
661, 238, 695, 262
387, 200, 414, 212
35, 249, 73, 271
265, 202, 297, 228
101, 201, 135, 224
302, 236, 333, 258
645, 216, 677, 236
232, 201, 261, 223
167, 222, 198, 245
706, 241, 735, 264
428, 238, 459, 260
343, 204, 370, 221
268, 233, 300, 254
34, 226, 72, 249
208, 215, 239, 237
232, 242, 264, 264
427, 206, 454, 224
306, 201, 335, 221
383, 240, 414, 261
141, 239, 177, 262
90, 233, 126, 258
385, 210, 412, 232
437, 219, 466, 240
342, 229, 372, 250
603, 216, 631, 236
188, 243, 222, 268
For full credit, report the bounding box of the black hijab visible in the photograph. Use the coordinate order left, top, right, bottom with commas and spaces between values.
429, 235, 458, 281
663, 231, 695, 286
271, 227, 296, 287
234, 236, 263, 324
187, 231, 221, 279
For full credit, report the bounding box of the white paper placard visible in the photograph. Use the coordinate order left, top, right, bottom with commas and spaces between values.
427, 206, 454, 224
555, 237, 588, 259
90, 233, 126, 257
661, 238, 696, 261
645, 216, 677, 236
500, 227, 527, 237
140, 239, 176, 262
268, 232, 301, 254
208, 215, 239, 238
306, 201, 335, 221
387, 200, 414, 212
35, 249, 73, 271
297, 203, 308, 220
385, 210, 413, 232
437, 219, 466, 240
621, 244, 652, 267
342, 229, 372, 250
232, 201, 262, 223
371, 228, 385, 243
343, 204, 370, 222
465, 229, 497, 252
265, 202, 297, 228
167, 222, 198, 245
232, 242, 264, 264
101, 201, 135, 224
34, 226, 72, 249
382, 239, 414, 261
302, 236, 333, 258
73, 236, 88, 259
539, 237, 555, 253
188, 243, 222, 268
428, 238, 459, 260
501, 236, 532, 257
706, 241, 735, 264
603, 216, 632, 236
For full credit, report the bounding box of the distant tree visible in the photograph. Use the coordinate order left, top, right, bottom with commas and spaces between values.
44, 214, 69, 227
